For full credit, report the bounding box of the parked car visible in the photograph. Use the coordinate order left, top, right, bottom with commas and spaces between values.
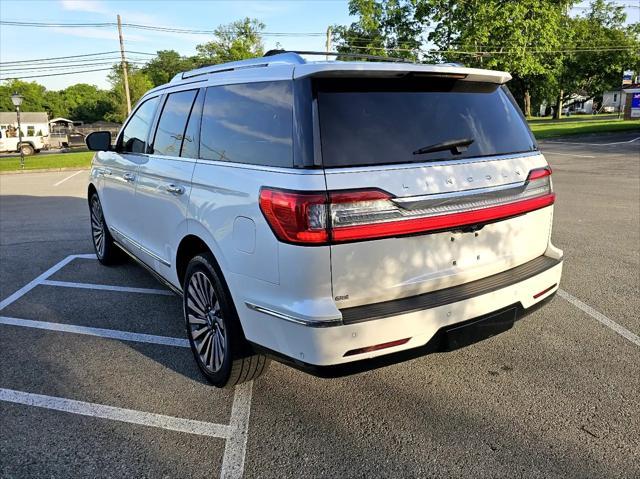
85, 52, 563, 388
0, 130, 45, 155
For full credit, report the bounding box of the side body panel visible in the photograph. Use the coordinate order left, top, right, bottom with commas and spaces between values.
188, 161, 338, 346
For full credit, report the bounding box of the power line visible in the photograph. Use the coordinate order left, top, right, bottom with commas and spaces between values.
1, 61, 148, 73
0, 51, 156, 66
0, 67, 115, 80
0, 51, 121, 65
0, 20, 325, 36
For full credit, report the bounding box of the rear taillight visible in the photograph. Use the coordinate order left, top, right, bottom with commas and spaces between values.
259, 188, 328, 244
260, 167, 555, 245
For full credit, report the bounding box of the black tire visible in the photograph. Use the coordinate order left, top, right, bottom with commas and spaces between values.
89, 193, 122, 265
183, 253, 269, 388
19, 144, 34, 156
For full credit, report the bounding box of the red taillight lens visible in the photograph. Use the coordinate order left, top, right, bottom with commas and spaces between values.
259, 188, 328, 244
260, 167, 555, 245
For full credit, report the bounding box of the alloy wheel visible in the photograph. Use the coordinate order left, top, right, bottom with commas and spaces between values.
186, 271, 226, 373
90, 197, 105, 258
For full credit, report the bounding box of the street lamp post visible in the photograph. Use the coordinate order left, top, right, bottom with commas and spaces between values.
10, 92, 25, 169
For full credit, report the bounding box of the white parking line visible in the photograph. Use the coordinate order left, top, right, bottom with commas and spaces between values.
545, 136, 640, 146
558, 289, 640, 347
0, 253, 254, 478
0, 254, 84, 311
542, 151, 595, 158
0, 388, 231, 438
0, 316, 190, 347
53, 170, 84, 187
41, 279, 174, 296
221, 381, 254, 479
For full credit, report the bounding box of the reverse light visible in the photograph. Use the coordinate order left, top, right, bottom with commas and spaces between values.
259, 167, 555, 245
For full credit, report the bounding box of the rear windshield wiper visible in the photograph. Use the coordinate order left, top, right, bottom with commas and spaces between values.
413, 138, 474, 156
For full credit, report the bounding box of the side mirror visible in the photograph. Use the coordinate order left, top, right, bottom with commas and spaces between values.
86, 131, 112, 151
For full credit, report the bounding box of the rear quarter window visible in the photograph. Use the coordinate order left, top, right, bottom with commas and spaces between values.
316, 78, 537, 168
200, 81, 293, 167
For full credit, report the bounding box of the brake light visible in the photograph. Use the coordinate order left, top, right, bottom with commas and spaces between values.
259, 188, 328, 244
260, 167, 555, 245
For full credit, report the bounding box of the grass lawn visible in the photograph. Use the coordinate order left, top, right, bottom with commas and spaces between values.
0, 117, 638, 172
0, 151, 93, 172
529, 118, 640, 139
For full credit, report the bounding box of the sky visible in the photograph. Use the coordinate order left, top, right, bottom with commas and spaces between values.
0, 0, 354, 90
0, 0, 638, 91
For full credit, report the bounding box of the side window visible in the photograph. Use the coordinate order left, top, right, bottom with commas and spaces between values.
119, 96, 160, 154
180, 90, 204, 159
152, 89, 198, 157
200, 81, 293, 167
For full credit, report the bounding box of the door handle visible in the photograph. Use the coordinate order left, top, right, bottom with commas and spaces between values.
98, 168, 112, 176
166, 184, 185, 195
123, 172, 135, 183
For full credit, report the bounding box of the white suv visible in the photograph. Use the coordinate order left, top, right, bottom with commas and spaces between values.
86, 52, 563, 387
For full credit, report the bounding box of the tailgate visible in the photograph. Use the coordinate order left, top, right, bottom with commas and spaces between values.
325, 154, 554, 308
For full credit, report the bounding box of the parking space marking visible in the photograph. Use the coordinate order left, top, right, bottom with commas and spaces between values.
542, 151, 595, 158
0, 253, 255, 478
558, 289, 640, 347
53, 170, 85, 187
0, 388, 231, 438
41, 279, 174, 296
545, 136, 640, 146
0, 315, 190, 347
0, 254, 84, 311
222, 381, 253, 479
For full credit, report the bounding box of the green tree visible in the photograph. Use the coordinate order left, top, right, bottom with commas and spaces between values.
554, 0, 640, 116
195, 17, 265, 64
106, 63, 153, 122
0, 80, 49, 112
60, 83, 112, 122
332, 0, 422, 61
143, 50, 198, 87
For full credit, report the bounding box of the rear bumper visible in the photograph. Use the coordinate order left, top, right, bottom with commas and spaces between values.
245, 254, 562, 370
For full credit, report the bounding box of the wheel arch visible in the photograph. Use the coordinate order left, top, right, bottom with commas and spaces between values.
176, 233, 248, 338
87, 183, 97, 204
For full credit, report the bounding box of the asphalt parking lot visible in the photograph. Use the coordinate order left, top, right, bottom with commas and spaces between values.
0, 131, 638, 478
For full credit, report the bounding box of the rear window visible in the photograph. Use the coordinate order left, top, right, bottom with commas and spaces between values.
316, 78, 536, 168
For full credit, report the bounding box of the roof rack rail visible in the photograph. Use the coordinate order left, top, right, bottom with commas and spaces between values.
264, 49, 409, 64
174, 51, 306, 81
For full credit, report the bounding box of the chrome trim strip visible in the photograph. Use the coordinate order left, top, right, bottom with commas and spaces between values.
245, 302, 342, 328
392, 180, 526, 205
110, 227, 171, 267
113, 242, 182, 295
323, 151, 542, 174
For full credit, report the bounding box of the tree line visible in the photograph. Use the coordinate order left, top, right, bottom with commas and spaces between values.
332, 0, 639, 117
0, 18, 265, 123
1, 3, 637, 122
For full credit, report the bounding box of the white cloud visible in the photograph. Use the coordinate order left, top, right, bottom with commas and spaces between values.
60, 0, 108, 14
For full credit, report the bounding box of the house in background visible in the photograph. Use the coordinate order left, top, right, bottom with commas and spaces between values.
601, 91, 622, 113
0, 112, 49, 138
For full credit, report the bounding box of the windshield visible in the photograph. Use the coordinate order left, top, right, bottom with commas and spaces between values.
316, 77, 537, 168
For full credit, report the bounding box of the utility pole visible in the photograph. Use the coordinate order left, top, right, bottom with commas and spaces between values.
325, 26, 332, 60
117, 14, 131, 115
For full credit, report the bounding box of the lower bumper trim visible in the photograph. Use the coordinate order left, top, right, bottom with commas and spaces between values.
340, 255, 562, 324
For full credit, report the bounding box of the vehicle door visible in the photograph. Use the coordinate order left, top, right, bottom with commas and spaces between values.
132, 88, 203, 283
97, 96, 160, 242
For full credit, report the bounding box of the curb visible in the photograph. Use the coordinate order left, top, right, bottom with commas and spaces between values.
0, 167, 90, 175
